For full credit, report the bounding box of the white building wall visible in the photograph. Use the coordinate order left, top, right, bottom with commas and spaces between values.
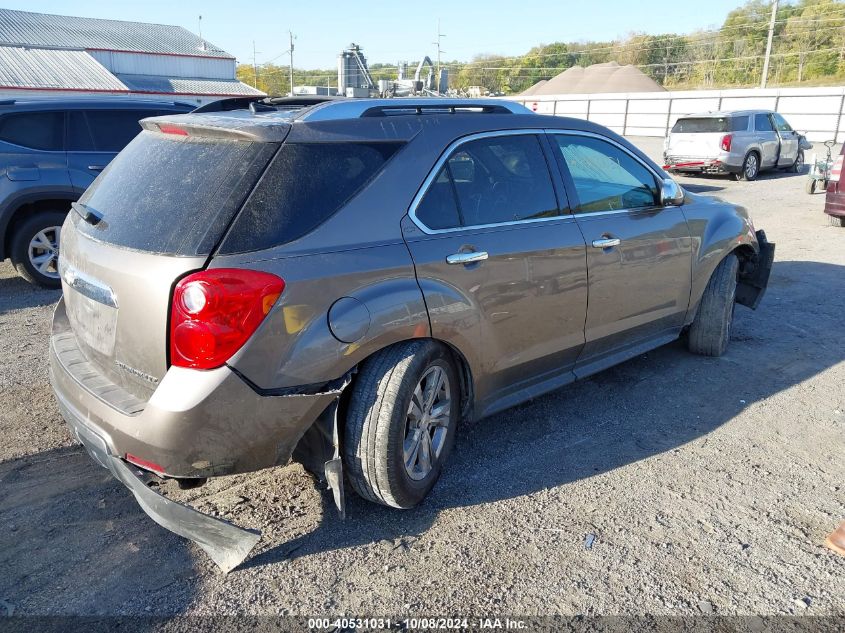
88, 50, 235, 79
513, 86, 845, 142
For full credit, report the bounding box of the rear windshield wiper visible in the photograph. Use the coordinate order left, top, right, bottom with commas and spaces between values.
71, 202, 103, 225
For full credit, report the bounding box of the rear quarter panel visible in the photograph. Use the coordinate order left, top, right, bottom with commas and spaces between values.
220, 244, 431, 391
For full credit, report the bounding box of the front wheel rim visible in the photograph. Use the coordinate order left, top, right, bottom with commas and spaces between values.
28, 226, 61, 279
403, 365, 452, 481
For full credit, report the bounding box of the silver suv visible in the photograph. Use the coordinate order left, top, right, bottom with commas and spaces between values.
664, 110, 806, 180
50, 97, 774, 571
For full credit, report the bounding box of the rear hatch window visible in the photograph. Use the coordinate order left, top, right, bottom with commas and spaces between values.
218, 142, 403, 254
672, 117, 731, 134
75, 130, 276, 255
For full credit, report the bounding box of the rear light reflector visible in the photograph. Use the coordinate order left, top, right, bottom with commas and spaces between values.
157, 123, 189, 136
170, 269, 284, 370
720, 134, 733, 152
125, 453, 166, 476
831, 155, 844, 183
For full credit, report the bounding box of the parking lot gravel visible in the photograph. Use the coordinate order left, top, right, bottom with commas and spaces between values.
0, 136, 843, 619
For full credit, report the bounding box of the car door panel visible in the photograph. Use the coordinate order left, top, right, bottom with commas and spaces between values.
402, 131, 589, 415
754, 113, 779, 167
773, 113, 799, 166
549, 132, 693, 370
573, 206, 692, 362
404, 218, 588, 414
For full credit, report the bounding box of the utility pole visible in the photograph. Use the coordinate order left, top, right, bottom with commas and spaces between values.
288, 31, 296, 96
761, 0, 778, 88
252, 40, 260, 88
433, 20, 446, 93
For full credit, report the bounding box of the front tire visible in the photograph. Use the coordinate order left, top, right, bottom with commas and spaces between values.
806, 179, 817, 195
10, 210, 66, 288
344, 340, 460, 509
687, 254, 739, 357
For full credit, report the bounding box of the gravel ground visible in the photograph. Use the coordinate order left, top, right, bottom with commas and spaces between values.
0, 136, 843, 620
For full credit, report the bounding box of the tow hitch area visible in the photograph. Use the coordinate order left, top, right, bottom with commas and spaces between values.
71, 416, 260, 573
737, 229, 776, 309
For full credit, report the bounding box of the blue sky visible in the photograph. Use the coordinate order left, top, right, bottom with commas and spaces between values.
6, 0, 746, 68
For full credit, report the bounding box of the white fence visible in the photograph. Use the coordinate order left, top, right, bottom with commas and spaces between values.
511, 86, 845, 142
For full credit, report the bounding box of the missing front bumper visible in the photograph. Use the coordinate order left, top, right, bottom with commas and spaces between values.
69, 413, 260, 573
737, 230, 775, 309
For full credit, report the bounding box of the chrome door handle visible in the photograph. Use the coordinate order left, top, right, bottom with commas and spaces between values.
446, 251, 489, 265
592, 237, 621, 249
87, 165, 106, 171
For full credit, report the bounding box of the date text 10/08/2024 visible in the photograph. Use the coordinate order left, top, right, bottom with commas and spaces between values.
307, 618, 528, 630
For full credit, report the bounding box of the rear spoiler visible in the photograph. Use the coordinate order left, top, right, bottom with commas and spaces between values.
140, 113, 290, 143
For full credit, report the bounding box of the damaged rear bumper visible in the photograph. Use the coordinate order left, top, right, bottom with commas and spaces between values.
67, 412, 259, 573
737, 229, 775, 309
49, 300, 347, 571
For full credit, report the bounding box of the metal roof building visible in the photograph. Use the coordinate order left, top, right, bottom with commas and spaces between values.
0, 9, 264, 105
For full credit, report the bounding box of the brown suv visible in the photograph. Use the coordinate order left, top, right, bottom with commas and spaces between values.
50, 97, 774, 571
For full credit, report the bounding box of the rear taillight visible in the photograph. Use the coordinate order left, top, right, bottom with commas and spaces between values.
720, 134, 733, 152
170, 269, 284, 369
831, 155, 844, 183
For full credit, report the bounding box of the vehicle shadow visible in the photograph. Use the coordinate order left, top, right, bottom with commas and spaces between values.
0, 446, 197, 615
0, 274, 60, 314
245, 259, 845, 569
1, 260, 842, 607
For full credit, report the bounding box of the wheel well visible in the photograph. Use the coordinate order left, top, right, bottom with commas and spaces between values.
337, 337, 476, 425
4, 198, 74, 256
733, 244, 757, 276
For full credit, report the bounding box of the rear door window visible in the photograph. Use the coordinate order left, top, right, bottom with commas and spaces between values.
68, 110, 162, 152
219, 142, 403, 253
75, 131, 274, 255
413, 134, 560, 231
0, 111, 64, 150
755, 114, 775, 132
553, 134, 659, 213
730, 116, 750, 132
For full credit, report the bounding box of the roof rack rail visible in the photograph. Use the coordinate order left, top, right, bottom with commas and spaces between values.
361, 104, 515, 117
297, 98, 532, 122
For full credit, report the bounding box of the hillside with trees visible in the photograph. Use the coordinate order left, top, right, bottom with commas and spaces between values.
238, 0, 845, 95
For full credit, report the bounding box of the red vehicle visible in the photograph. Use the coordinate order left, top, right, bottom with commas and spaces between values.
825, 145, 845, 226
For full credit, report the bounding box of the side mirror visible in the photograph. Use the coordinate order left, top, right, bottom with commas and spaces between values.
661, 178, 685, 207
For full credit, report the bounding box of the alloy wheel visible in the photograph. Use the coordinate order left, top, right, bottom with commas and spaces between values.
403, 365, 452, 481
28, 226, 61, 280
745, 154, 758, 179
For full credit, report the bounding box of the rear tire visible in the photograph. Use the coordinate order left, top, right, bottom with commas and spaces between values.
10, 210, 66, 289
687, 254, 739, 357
344, 340, 460, 509
738, 152, 760, 181
790, 151, 804, 174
